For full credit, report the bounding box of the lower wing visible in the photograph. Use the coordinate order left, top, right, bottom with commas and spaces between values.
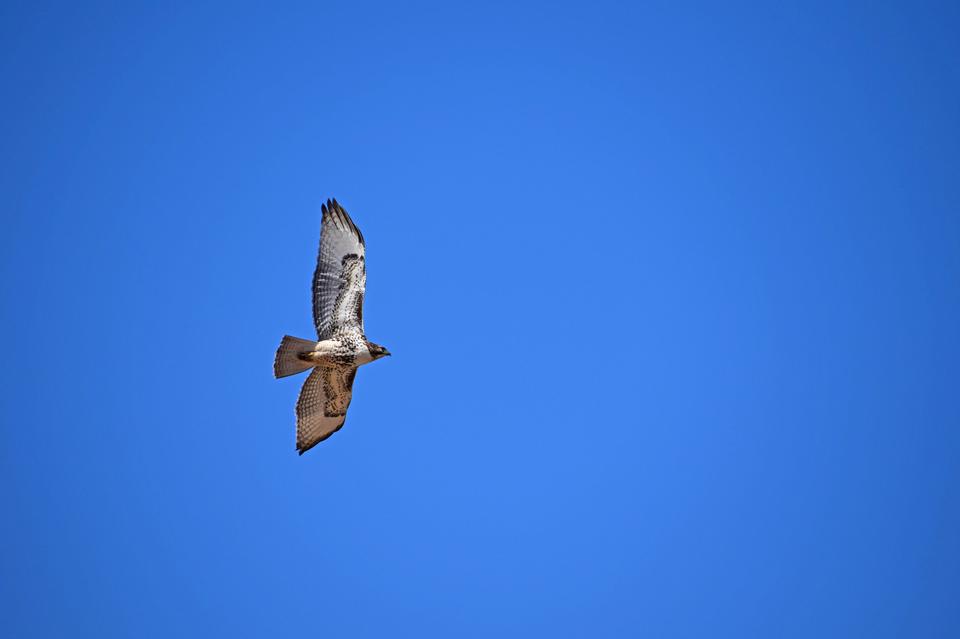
295, 366, 357, 454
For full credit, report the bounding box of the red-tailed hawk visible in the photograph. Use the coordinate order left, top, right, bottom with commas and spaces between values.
274, 199, 390, 454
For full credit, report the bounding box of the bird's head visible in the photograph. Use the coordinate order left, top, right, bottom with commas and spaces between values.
366, 341, 392, 360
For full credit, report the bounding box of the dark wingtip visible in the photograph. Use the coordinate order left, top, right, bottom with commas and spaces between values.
328, 198, 342, 230
296, 421, 344, 456
297, 441, 316, 455
320, 197, 364, 245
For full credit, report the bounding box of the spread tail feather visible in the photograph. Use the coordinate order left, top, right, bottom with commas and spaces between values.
274, 335, 317, 378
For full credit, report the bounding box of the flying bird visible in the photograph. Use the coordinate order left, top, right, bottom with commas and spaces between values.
274, 199, 391, 454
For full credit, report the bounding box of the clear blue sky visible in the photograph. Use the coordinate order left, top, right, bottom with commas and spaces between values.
2, 2, 958, 637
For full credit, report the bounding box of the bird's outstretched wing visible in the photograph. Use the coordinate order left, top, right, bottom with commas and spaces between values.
296, 366, 357, 454
313, 199, 366, 340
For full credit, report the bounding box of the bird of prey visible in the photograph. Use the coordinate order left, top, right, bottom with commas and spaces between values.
274, 199, 390, 454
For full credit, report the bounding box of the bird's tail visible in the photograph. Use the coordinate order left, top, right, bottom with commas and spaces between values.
274, 335, 317, 378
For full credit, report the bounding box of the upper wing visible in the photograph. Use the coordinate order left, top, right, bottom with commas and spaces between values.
295, 365, 357, 454
312, 199, 366, 340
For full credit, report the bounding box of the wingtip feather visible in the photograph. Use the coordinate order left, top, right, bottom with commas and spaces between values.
319, 196, 364, 245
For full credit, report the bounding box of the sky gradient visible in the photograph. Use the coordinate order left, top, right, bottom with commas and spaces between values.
2, 2, 959, 637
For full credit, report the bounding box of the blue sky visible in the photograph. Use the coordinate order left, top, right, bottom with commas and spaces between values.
2, 2, 959, 637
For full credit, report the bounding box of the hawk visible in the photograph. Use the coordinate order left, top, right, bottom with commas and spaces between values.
274, 199, 391, 454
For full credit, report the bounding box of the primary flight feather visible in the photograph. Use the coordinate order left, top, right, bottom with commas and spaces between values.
274, 199, 391, 455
